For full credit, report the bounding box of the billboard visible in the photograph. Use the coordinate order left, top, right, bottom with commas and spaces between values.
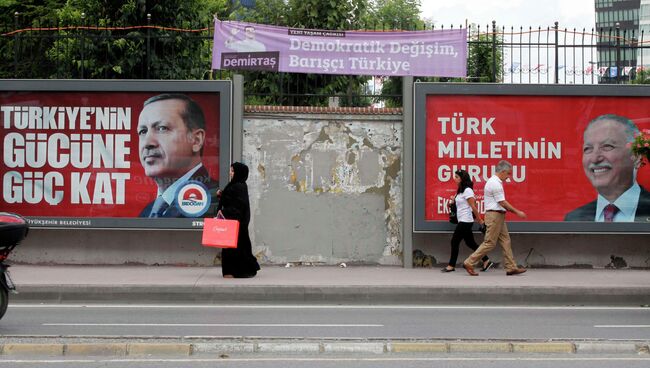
212, 19, 467, 77
414, 83, 650, 233
1, 80, 232, 229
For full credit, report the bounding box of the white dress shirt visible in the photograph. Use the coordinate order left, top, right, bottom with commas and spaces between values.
595, 183, 641, 222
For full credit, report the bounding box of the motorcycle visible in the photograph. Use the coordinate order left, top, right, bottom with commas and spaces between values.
0, 213, 28, 320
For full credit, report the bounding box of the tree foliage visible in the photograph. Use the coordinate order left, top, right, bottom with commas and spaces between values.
232, 0, 374, 106
230, 0, 289, 25
49, 0, 229, 79
288, 0, 367, 30
631, 69, 650, 84
365, 0, 423, 30
1, 0, 229, 79
0, 0, 67, 78
0, 0, 503, 107
364, 0, 424, 107
467, 30, 503, 83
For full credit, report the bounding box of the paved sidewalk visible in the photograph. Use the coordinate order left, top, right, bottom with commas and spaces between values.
8, 265, 650, 305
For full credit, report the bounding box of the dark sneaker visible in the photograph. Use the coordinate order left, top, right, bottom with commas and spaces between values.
481, 261, 494, 272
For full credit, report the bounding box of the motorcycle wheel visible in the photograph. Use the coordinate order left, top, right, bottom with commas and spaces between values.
0, 285, 8, 320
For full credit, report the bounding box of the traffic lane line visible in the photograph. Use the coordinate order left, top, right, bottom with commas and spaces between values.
594, 325, 650, 328
10, 304, 650, 310
41, 323, 384, 327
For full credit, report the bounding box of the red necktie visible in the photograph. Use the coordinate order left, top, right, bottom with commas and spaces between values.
603, 204, 619, 222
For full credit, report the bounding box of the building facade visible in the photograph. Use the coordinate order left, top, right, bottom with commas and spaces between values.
595, 0, 640, 82
640, 0, 650, 68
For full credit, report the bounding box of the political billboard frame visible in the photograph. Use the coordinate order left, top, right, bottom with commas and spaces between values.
413, 83, 650, 233
1, 79, 232, 230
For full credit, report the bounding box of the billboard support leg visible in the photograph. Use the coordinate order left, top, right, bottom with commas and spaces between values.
402, 76, 414, 268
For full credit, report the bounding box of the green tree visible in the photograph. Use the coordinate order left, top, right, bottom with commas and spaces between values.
231, 0, 374, 106
466, 27, 503, 83
368, 0, 423, 108
1, 0, 230, 79
0, 0, 66, 24
230, 0, 289, 25
287, 0, 371, 106
365, 0, 423, 30
0, 0, 68, 78
45, 0, 229, 79
288, 0, 368, 30
631, 69, 650, 84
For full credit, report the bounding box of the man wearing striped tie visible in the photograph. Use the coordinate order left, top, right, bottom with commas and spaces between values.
565, 114, 650, 222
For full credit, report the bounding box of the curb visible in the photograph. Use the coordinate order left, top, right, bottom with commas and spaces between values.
0, 340, 647, 356
13, 285, 650, 306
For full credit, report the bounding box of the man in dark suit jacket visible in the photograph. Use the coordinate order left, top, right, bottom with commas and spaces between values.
137, 94, 219, 218
565, 187, 650, 222
565, 114, 649, 222
138, 165, 220, 218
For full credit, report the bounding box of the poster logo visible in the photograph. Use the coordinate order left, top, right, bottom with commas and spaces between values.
175, 181, 211, 217
221, 51, 280, 72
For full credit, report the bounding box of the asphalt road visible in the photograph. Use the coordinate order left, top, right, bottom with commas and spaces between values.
1, 304, 649, 340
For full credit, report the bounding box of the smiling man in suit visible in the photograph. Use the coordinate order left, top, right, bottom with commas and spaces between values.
565, 114, 650, 222
137, 94, 218, 218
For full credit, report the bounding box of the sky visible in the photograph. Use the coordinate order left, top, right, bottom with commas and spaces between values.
420, 0, 597, 30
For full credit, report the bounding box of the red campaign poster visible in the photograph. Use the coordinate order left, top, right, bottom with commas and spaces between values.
1, 91, 221, 218
425, 95, 650, 222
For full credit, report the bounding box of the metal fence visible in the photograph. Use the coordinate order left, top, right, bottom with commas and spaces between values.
2, 16, 649, 106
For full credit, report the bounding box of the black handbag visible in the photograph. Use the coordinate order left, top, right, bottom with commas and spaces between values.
448, 202, 458, 224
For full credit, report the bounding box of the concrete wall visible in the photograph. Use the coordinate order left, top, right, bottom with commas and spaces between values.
242, 111, 403, 265
414, 233, 650, 269
11, 229, 218, 266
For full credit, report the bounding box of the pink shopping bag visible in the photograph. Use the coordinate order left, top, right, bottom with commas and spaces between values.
202, 217, 239, 248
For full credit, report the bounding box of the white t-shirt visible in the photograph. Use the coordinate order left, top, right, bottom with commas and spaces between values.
455, 187, 476, 223
484, 175, 506, 211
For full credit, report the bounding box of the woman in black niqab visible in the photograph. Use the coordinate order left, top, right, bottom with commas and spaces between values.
217, 162, 260, 278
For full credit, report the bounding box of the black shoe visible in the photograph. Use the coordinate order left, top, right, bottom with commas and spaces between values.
440, 267, 455, 273
506, 268, 526, 276
481, 261, 494, 272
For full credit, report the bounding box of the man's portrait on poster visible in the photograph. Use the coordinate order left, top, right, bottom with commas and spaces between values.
225, 26, 266, 52
137, 93, 219, 218
565, 114, 650, 222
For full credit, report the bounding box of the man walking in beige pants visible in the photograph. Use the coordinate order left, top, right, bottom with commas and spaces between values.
463, 160, 527, 276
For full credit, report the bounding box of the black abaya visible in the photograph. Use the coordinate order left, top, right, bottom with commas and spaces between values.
217, 163, 260, 278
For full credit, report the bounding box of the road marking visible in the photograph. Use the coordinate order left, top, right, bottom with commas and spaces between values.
594, 325, 650, 328
42, 323, 383, 327
11, 304, 650, 311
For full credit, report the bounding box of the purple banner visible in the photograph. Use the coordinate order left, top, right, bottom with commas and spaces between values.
212, 20, 467, 77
